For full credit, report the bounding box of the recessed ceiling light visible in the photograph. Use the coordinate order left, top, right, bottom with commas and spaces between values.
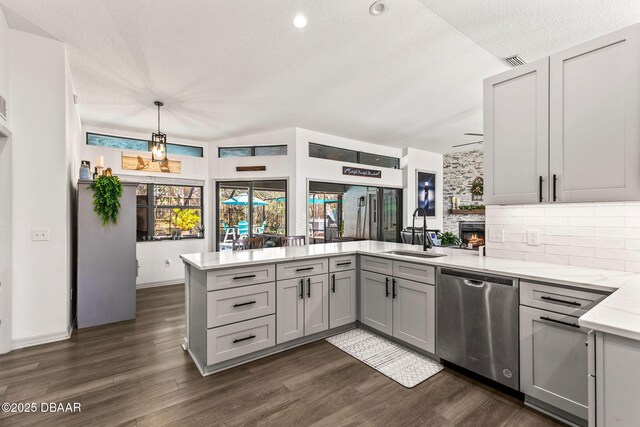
293, 14, 307, 29
369, 1, 388, 16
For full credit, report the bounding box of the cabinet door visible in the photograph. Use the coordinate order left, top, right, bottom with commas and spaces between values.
360, 271, 392, 335
330, 270, 357, 328
520, 306, 588, 420
392, 278, 435, 353
304, 275, 329, 336
276, 278, 304, 344
550, 24, 640, 202
484, 57, 549, 205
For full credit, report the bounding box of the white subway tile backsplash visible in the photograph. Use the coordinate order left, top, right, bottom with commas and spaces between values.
504, 233, 524, 243
545, 226, 595, 237
595, 248, 627, 260
546, 245, 595, 257
569, 237, 624, 249
540, 235, 569, 245
625, 239, 640, 250
625, 216, 640, 228
545, 206, 595, 217
595, 227, 640, 239
522, 216, 568, 226
624, 261, 640, 273
487, 249, 524, 261
486, 216, 523, 225
568, 216, 625, 227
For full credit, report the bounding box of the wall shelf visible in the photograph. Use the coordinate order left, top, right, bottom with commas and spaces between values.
449, 209, 485, 215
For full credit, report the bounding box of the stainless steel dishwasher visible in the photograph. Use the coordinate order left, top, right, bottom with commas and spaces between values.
437, 268, 519, 390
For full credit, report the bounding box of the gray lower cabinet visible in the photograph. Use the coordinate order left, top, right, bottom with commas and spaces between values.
360, 270, 393, 335
520, 305, 589, 421
393, 278, 435, 353
329, 270, 357, 328
276, 275, 329, 344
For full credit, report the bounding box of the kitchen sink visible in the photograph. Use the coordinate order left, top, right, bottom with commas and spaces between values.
383, 250, 447, 259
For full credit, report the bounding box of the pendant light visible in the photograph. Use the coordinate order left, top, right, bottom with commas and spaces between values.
151, 101, 167, 162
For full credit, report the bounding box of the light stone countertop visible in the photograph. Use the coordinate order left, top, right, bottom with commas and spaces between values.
180, 240, 640, 340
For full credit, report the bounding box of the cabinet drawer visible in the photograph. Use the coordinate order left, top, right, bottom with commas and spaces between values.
207, 282, 275, 328
276, 258, 328, 280
207, 315, 275, 365
207, 264, 275, 291
520, 281, 608, 316
360, 256, 393, 275
330, 255, 356, 272
392, 261, 435, 284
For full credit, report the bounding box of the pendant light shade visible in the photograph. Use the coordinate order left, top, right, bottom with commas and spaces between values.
151, 101, 168, 162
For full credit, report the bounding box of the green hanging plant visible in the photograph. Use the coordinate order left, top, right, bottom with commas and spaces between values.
90, 176, 123, 225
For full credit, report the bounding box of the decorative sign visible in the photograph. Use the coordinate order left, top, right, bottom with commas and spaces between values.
122, 154, 181, 174
236, 166, 266, 172
342, 166, 382, 178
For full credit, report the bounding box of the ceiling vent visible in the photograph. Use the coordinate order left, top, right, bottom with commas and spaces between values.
504, 55, 527, 67
0, 95, 6, 120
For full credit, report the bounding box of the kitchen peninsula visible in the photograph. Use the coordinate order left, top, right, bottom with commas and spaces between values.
181, 240, 640, 427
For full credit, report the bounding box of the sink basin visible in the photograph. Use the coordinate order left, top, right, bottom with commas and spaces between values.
383, 250, 447, 259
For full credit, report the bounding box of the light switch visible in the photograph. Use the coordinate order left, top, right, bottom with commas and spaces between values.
488, 227, 504, 243
31, 228, 49, 241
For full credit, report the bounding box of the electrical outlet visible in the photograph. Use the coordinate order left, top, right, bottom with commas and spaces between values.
488, 227, 504, 243
165, 259, 172, 267
31, 228, 49, 241
526, 230, 540, 246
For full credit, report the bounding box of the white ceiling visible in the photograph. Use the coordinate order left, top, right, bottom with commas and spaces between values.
1, 1, 639, 153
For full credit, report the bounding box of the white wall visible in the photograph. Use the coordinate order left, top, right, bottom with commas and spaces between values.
486, 202, 640, 272
9, 30, 72, 345
80, 125, 210, 287
402, 147, 444, 232
0, 7, 8, 129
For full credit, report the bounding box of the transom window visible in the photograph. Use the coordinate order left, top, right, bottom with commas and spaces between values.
218, 145, 287, 158
87, 132, 204, 158
308, 142, 400, 169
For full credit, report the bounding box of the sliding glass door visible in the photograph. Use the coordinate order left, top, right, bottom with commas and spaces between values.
216, 180, 287, 251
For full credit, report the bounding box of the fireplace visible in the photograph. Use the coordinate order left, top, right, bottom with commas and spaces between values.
459, 221, 485, 249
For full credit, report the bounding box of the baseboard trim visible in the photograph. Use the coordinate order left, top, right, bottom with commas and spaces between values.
12, 329, 71, 351
136, 279, 183, 289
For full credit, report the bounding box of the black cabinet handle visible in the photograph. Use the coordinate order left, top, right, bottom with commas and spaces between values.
540, 316, 579, 329
392, 279, 397, 299
385, 277, 390, 297
539, 176, 543, 203
296, 267, 314, 272
299, 279, 304, 300
233, 274, 256, 280
332, 274, 336, 293
233, 334, 256, 343
541, 295, 581, 306
553, 174, 558, 202
233, 300, 256, 308
307, 278, 311, 298
336, 261, 352, 267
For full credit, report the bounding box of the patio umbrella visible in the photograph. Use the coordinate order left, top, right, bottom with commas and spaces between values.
222, 193, 268, 206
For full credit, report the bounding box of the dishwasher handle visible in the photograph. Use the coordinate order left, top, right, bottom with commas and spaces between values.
463, 279, 485, 288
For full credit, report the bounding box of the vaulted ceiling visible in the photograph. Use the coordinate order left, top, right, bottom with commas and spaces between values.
1, 0, 639, 153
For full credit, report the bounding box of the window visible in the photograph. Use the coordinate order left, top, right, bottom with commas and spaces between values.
87, 132, 204, 158
218, 145, 287, 158
308, 142, 400, 169
136, 184, 203, 241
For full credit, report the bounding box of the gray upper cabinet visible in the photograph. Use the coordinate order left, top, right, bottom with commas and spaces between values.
330, 270, 357, 329
483, 58, 550, 205
550, 24, 640, 203
360, 270, 393, 335
392, 278, 435, 353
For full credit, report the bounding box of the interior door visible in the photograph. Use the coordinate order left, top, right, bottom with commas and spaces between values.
360, 270, 392, 335
483, 57, 549, 204
304, 275, 329, 336
329, 270, 357, 328
276, 278, 304, 344
392, 278, 435, 353
549, 24, 640, 202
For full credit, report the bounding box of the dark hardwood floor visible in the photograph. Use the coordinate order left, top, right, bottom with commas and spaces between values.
0, 285, 564, 426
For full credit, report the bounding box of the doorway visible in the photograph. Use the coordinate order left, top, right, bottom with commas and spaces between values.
216, 180, 287, 251
0, 128, 12, 354
308, 181, 402, 244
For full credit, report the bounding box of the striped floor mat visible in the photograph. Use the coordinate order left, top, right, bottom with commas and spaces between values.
326, 328, 443, 388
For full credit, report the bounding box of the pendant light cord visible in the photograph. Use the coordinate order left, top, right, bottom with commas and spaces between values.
157, 103, 161, 133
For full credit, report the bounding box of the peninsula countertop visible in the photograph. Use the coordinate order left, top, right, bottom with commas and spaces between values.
180, 241, 640, 341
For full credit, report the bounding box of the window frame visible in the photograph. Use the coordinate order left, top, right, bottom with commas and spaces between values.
217, 145, 288, 158
86, 132, 204, 158
308, 142, 400, 169
137, 183, 204, 242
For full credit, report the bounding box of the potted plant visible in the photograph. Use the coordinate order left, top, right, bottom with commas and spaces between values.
172, 208, 201, 237
90, 175, 123, 225
437, 231, 461, 247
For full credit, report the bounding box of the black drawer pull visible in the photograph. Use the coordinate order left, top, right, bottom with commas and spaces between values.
540, 316, 579, 329
392, 279, 397, 299
233, 334, 256, 343
540, 295, 581, 306
233, 300, 256, 308
385, 277, 390, 297
307, 278, 311, 298
296, 267, 314, 272
336, 261, 352, 266
539, 176, 543, 203
332, 274, 336, 293
233, 274, 256, 280
299, 279, 304, 299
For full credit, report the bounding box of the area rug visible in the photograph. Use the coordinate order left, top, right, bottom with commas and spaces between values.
326, 328, 443, 388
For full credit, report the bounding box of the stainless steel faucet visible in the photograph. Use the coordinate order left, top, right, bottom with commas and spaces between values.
411, 207, 434, 251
